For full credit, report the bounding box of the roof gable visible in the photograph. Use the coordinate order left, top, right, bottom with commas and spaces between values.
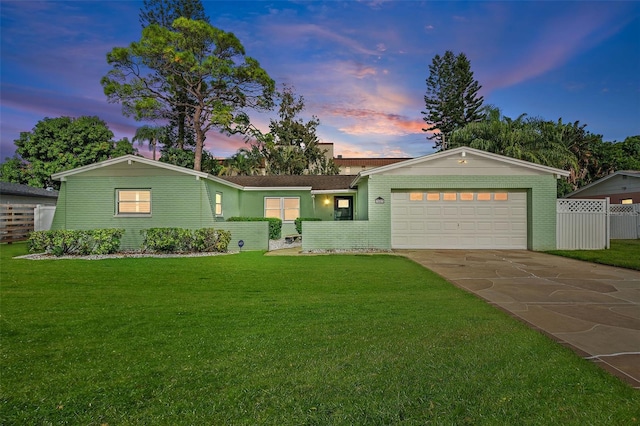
50, 155, 243, 189
354, 147, 570, 183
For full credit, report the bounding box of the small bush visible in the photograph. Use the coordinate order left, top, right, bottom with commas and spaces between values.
141, 228, 231, 253
227, 217, 282, 240
192, 228, 232, 252
28, 229, 125, 257
294, 217, 321, 235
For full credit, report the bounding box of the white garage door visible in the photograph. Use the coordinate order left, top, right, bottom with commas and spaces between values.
391, 191, 527, 249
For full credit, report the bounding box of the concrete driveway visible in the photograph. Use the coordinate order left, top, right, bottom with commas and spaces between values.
397, 250, 640, 389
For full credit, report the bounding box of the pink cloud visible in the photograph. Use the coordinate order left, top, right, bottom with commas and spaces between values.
265, 23, 379, 56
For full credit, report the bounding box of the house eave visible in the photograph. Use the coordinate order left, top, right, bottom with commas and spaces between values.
311, 189, 357, 195
243, 186, 313, 191
359, 147, 570, 178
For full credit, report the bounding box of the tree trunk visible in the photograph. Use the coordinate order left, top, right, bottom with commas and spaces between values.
193, 107, 204, 172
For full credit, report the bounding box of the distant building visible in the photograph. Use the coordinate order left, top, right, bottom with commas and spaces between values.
565, 171, 640, 204
319, 143, 412, 175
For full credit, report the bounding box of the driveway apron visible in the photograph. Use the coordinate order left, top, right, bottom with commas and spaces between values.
397, 250, 640, 389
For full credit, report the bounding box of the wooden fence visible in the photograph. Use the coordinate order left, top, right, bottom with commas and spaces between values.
1, 204, 36, 243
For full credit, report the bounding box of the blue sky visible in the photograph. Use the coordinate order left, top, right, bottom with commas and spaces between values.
1, 1, 639, 161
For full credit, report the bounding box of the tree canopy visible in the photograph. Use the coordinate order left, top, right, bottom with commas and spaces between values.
226, 86, 339, 175
102, 17, 275, 171
448, 107, 639, 196
0, 116, 136, 189
422, 51, 484, 150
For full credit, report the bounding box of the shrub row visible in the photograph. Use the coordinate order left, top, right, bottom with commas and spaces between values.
227, 217, 282, 240
294, 217, 321, 235
141, 228, 231, 253
28, 229, 124, 257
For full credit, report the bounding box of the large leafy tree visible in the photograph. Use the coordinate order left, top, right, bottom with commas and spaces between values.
239, 86, 339, 175
0, 116, 136, 189
140, 0, 208, 152
102, 17, 275, 171
140, 0, 208, 28
422, 51, 484, 150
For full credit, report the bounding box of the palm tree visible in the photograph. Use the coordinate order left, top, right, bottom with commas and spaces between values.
449, 108, 576, 171
132, 125, 165, 160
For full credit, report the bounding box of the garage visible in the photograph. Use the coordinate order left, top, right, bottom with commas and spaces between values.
391, 190, 527, 249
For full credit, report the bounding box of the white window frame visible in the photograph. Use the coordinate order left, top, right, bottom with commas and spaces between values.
264, 197, 300, 222
116, 189, 151, 216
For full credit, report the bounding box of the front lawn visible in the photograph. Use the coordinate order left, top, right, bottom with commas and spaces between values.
1, 244, 638, 425
547, 239, 640, 270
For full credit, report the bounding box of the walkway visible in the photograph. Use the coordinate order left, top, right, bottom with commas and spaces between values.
397, 250, 640, 389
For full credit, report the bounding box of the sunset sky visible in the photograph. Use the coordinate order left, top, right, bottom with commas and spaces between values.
1, 1, 639, 161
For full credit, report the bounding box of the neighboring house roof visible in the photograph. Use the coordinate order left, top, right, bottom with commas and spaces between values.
351, 147, 570, 186
219, 175, 358, 191
565, 171, 640, 197
0, 181, 59, 199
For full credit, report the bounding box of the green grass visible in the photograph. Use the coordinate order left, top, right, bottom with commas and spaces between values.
547, 239, 640, 270
1, 244, 639, 425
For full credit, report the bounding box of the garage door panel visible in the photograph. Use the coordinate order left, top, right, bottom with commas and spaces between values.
443, 207, 458, 215
391, 190, 527, 249
459, 222, 476, 231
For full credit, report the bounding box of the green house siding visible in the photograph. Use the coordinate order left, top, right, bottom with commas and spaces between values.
52, 175, 216, 249
237, 190, 316, 235
303, 174, 559, 251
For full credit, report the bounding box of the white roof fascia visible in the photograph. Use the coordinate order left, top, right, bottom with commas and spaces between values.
243, 186, 312, 191
565, 171, 639, 197
50, 154, 245, 190
52, 155, 209, 180
359, 147, 570, 178
311, 189, 357, 195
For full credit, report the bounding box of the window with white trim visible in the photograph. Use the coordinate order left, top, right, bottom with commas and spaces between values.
116, 189, 151, 215
215, 192, 223, 216
265, 197, 300, 222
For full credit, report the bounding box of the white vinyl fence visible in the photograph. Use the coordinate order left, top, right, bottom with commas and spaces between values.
557, 198, 609, 250
34, 205, 56, 231
610, 203, 640, 239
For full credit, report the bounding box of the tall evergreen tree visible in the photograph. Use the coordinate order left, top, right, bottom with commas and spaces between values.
139, 0, 209, 153
102, 18, 275, 171
422, 51, 484, 150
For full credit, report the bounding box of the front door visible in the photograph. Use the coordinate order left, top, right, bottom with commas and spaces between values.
334, 196, 353, 220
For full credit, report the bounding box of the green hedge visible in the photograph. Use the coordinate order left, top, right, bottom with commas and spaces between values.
28, 229, 125, 257
227, 217, 282, 240
294, 217, 321, 235
141, 228, 232, 253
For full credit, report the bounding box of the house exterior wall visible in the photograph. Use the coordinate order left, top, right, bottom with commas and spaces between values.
51, 175, 216, 249
303, 174, 559, 251
237, 189, 315, 235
